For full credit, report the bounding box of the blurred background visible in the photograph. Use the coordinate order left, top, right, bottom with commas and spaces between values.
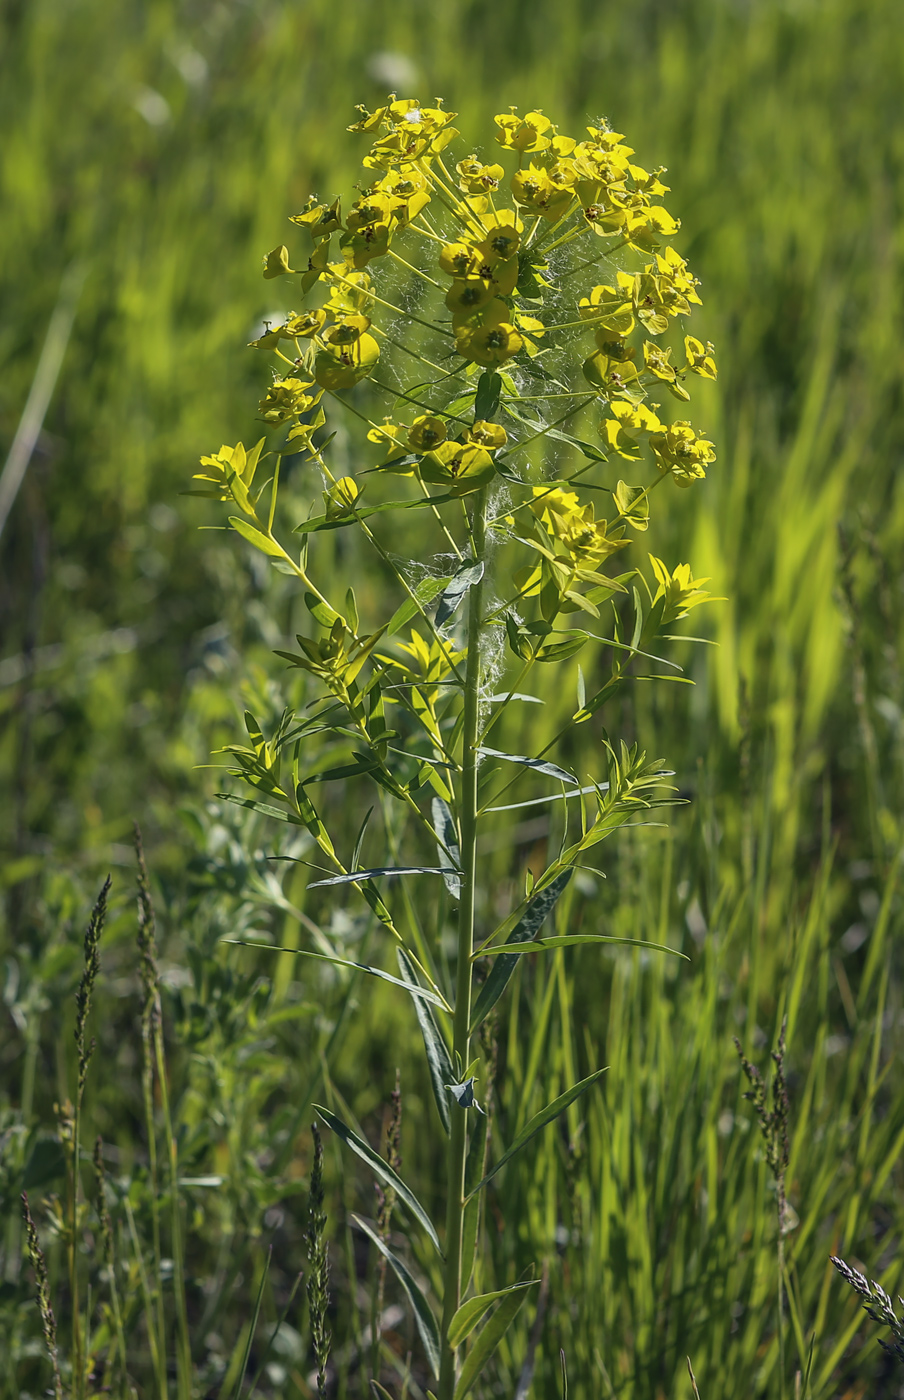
1, 1, 903, 1396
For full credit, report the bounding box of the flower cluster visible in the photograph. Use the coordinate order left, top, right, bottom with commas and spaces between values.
244, 95, 717, 517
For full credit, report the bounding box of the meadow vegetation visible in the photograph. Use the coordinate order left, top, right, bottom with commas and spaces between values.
1, 1, 903, 1397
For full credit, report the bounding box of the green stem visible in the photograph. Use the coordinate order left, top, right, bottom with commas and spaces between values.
153, 1025, 192, 1400
438, 486, 487, 1400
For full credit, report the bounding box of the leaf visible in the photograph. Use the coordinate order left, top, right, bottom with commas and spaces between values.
467, 1069, 608, 1198
294, 494, 455, 535
387, 576, 452, 636
216, 793, 307, 826
478, 934, 686, 960
222, 940, 449, 1007
484, 785, 604, 813
448, 1280, 540, 1349
477, 746, 578, 786
470, 871, 572, 1030
397, 950, 454, 1134
435, 559, 484, 629
453, 1282, 535, 1400
474, 370, 502, 420
432, 796, 461, 900
228, 516, 286, 558
352, 1215, 441, 1377
316, 1107, 443, 1255
308, 866, 447, 888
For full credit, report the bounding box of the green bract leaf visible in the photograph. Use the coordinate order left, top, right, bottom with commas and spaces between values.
351, 1215, 441, 1377
467, 1068, 608, 1198
316, 1106, 443, 1255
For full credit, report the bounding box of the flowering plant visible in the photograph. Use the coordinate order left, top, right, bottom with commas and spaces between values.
195, 95, 719, 1399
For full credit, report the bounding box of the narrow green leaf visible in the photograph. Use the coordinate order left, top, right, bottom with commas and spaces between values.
308, 866, 446, 888
215, 793, 305, 826
448, 1280, 539, 1349
477, 746, 578, 786
432, 796, 461, 900
228, 516, 286, 558
453, 1282, 535, 1400
467, 1069, 608, 1198
370, 1384, 394, 1400
470, 871, 572, 1030
478, 934, 686, 960
352, 1215, 441, 1377
436, 559, 484, 628
485, 784, 602, 813
316, 1108, 443, 1256
222, 940, 449, 1007
397, 950, 454, 1134
387, 575, 451, 636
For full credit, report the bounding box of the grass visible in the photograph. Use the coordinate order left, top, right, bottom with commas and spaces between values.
1, 0, 903, 1396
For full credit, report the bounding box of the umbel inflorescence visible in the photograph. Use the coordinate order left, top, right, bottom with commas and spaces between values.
196, 96, 717, 561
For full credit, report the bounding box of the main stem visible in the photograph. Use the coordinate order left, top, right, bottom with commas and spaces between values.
438, 486, 487, 1400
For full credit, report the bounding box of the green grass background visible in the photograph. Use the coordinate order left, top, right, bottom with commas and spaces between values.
1, 0, 903, 1396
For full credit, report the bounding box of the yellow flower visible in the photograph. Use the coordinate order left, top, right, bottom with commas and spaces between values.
467, 420, 508, 449
475, 212, 522, 264
445, 278, 497, 317
648, 421, 715, 485
599, 398, 664, 460
642, 341, 689, 399
345, 190, 393, 233
454, 301, 523, 366
287, 309, 328, 339
530, 487, 627, 564
314, 331, 380, 390
510, 164, 573, 221
258, 377, 320, 424
407, 415, 447, 451
494, 109, 553, 153
289, 198, 342, 241
456, 155, 504, 192
340, 222, 391, 268
419, 440, 496, 494
579, 277, 636, 335
684, 335, 717, 379
439, 241, 483, 278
